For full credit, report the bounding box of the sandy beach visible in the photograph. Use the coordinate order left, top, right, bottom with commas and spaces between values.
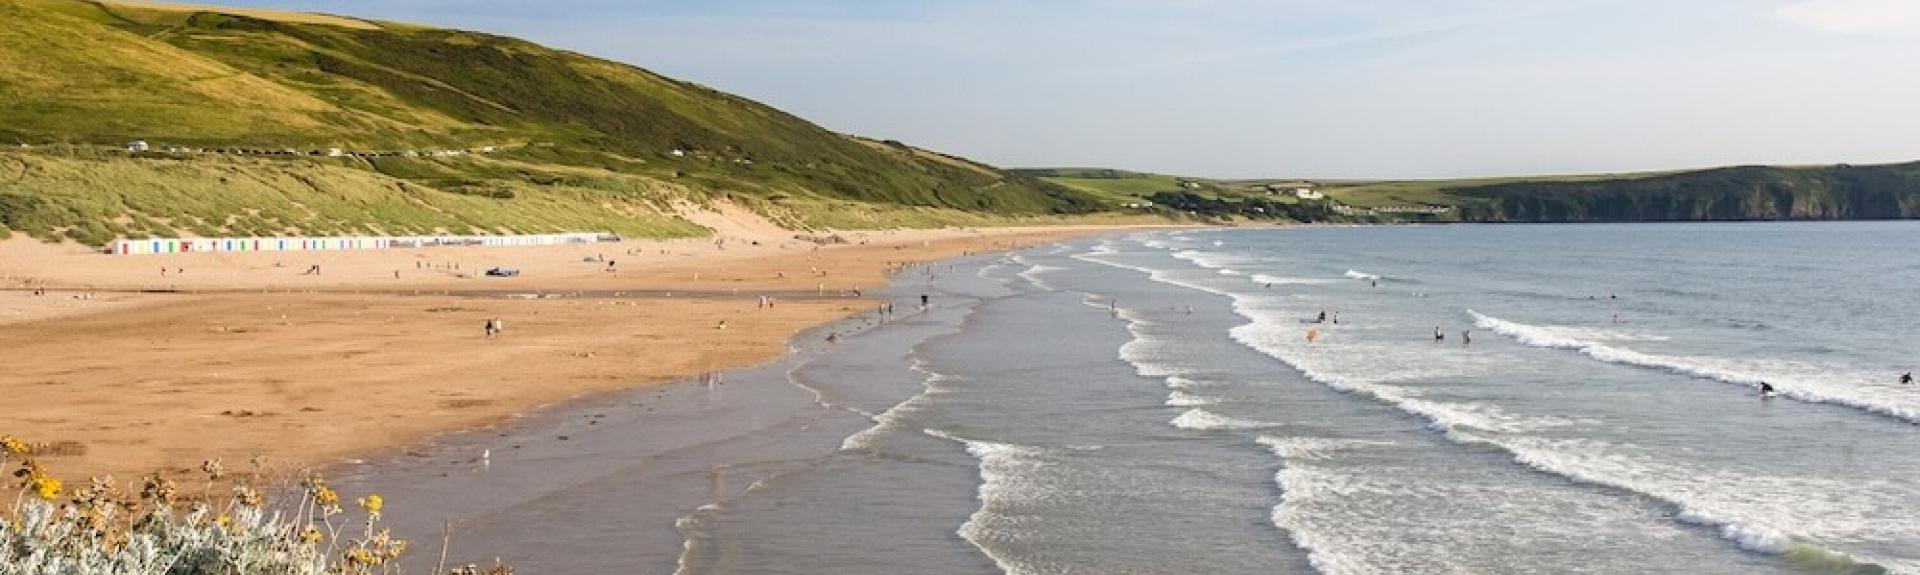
0, 206, 1130, 482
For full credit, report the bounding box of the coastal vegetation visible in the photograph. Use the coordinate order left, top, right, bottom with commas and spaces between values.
0, 0, 1105, 246
1024, 163, 1920, 224
1, 434, 485, 575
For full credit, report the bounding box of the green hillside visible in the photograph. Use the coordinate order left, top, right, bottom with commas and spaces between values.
0, 0, 1105, 245
1022, 163, 1920, 224
1451, 163, 1920, 222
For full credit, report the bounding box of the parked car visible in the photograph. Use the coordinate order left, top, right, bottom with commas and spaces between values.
485, 267, 521, 277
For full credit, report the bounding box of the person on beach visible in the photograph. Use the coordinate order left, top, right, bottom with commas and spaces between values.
1306, 328, 1319, 343
484, 319, 498, 338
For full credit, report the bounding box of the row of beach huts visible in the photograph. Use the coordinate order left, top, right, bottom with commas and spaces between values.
106, 233, 619, 255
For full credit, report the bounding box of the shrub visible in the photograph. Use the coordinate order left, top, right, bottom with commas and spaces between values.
1, 434, 436, 575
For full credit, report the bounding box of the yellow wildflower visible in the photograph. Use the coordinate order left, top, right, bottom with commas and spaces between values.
233, 484, 263, 507
216, 514, 232, 528
30, 475, 61, 500
344, 548, 378, 566
312, 486, 339, 507
0, 435, 28, 456
358, 494, 383, 515
299, 526, 324, 544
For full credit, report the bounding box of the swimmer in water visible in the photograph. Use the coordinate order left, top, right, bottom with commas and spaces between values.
1462, 330, 1471, 345
1434, 327, 1445, 342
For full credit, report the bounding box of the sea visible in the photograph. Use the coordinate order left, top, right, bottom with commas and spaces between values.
340, 222, 1920, 574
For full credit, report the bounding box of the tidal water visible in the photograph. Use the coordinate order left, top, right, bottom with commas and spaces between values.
344, 222, 1920, 574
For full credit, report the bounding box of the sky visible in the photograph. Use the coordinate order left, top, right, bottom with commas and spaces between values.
185, 0, 1920, 179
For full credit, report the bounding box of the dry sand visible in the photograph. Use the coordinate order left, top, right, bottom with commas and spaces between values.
0, 208, 1134, 483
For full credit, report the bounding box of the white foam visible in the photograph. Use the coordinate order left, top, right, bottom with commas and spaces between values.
925, 428, 1058, 575
1471, 310, 1920, 425
1251, 274, 1337, 286
839, 360, 949, 453
1487, 433, 1907, 569
1343, 270, 1380, 280
1257, 436, 1395, 461
1086, 239, 1912, 572
1170, 408, 1277, 430
1165, 390, 1221, 407
1170, 249, 1254, 273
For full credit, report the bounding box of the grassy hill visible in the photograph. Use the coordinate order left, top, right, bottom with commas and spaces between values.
1450, 162, 1920, 222
0, 0, 1106, 245
1022, 163, 1920, 224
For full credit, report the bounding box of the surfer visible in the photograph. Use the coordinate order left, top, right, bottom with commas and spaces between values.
1759, 381, 1776, 398
1903, 372, 1914, 385
1433, 327, 1445, 342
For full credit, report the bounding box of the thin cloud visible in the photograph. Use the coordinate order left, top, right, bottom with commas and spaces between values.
1776, 0, 1920, 36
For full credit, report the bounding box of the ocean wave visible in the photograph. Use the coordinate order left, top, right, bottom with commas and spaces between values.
1257, 436, 1395, 461
1251, 274, 1338, 287
1016, 262, 1062, 292
839, 360, 949, 453
1165, 390, 1221, 407
1170, 249, 1253, 273
1490, 433, 1894, 572
1170, 408, 1277, 430
925, 428, 1064, 575
1471, 310, 1920, 426
1344, 270, 1380, 281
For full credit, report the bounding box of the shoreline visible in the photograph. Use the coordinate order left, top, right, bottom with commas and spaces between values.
326, 241, 1027, 572
0, 222, 1142, 485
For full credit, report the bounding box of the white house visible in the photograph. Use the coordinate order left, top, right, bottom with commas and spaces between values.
125, 140, 150, 152
1292, 188, 1325, 200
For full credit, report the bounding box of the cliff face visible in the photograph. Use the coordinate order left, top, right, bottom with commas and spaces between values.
1452, 163, 1920, 222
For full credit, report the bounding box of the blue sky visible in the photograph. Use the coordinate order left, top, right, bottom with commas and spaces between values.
184, 0, 1920, 178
